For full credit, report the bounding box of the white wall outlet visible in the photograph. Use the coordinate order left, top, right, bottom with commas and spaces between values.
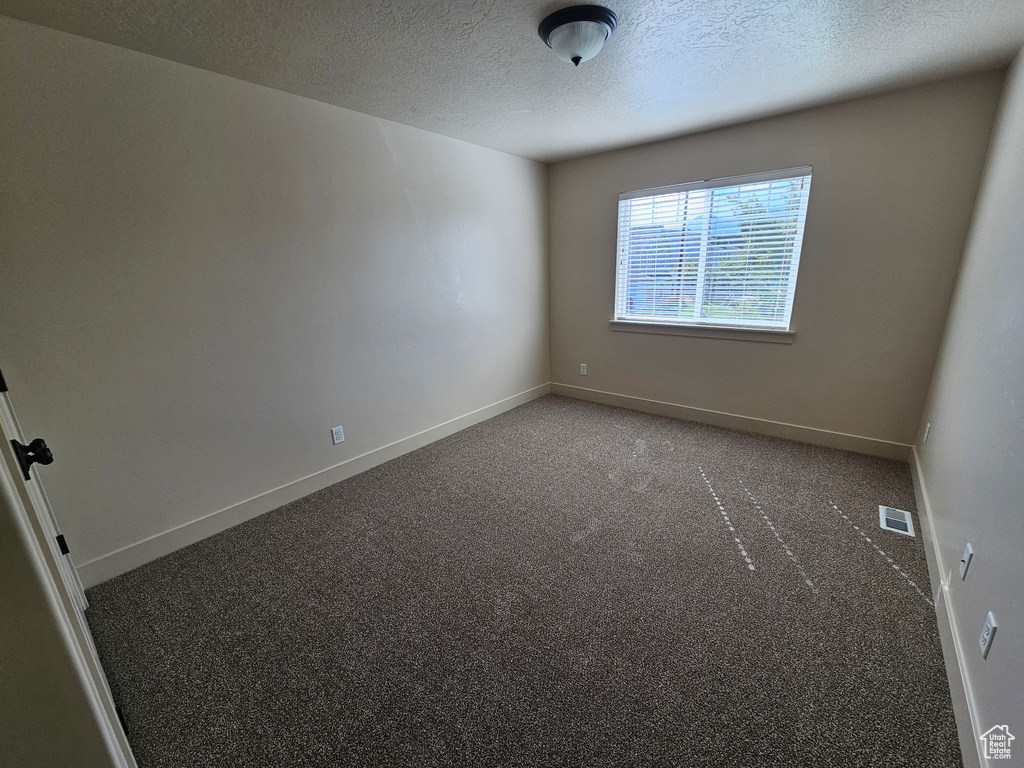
580, 363, 587, 375
331, 426, 345, 445
979, 611, 997, 659
960, 542, 973, 580
923, 422, 931, 444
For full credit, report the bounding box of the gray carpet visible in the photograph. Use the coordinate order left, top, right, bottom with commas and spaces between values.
86, 395, 961, 767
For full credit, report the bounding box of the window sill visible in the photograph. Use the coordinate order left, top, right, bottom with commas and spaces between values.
608, 320, 795, 344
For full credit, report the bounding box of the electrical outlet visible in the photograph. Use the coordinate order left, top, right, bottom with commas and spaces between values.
331, 426, 345, 445
979, 611, 997, 659
580, 363, 587, 375
923, 422, 931, 444
960, 543, 973, 580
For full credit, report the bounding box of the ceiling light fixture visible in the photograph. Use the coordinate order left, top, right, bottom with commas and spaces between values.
538, 5, 618, 67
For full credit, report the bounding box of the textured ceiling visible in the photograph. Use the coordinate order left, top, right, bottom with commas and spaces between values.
2, 0, 1024, 161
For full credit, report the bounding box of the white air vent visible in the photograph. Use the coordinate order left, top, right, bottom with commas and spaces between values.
879, 506, 915, 537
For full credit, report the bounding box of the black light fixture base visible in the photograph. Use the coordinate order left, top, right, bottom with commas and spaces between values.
538, 5, 618, 48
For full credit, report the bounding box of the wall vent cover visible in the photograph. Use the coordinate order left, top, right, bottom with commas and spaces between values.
879, 506, 915, 537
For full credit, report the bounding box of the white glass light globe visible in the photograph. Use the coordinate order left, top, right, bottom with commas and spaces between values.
547, 19, 611, 66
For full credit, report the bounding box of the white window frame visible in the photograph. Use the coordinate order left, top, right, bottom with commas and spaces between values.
613, 167, 812, 335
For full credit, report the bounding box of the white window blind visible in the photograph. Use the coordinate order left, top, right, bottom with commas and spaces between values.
614, 167, 812, 331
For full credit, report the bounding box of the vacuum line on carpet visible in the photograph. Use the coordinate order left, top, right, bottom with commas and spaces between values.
825, 500, 933, 607
741, 485, 818, 594
698, 466, 755, 571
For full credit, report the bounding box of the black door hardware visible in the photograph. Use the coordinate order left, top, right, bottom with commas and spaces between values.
11, 437, 54, 480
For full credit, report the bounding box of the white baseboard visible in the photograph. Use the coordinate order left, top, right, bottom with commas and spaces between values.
910, 447, 984, 768
77, 383, 550, 588
551, 383, 912, 460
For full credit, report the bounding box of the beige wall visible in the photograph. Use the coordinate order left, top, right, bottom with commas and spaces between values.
548, 72, 1004, 449
916, 53, 1024, 743
0, 18, 548, 576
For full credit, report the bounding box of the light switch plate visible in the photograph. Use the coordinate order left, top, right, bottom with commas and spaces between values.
979, 611, 997, 659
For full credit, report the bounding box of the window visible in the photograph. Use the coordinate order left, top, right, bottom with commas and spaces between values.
614, 167, 812, 332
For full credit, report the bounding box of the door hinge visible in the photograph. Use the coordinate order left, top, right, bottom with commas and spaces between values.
115, 705, 129, 736
56, 534, 70, 555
